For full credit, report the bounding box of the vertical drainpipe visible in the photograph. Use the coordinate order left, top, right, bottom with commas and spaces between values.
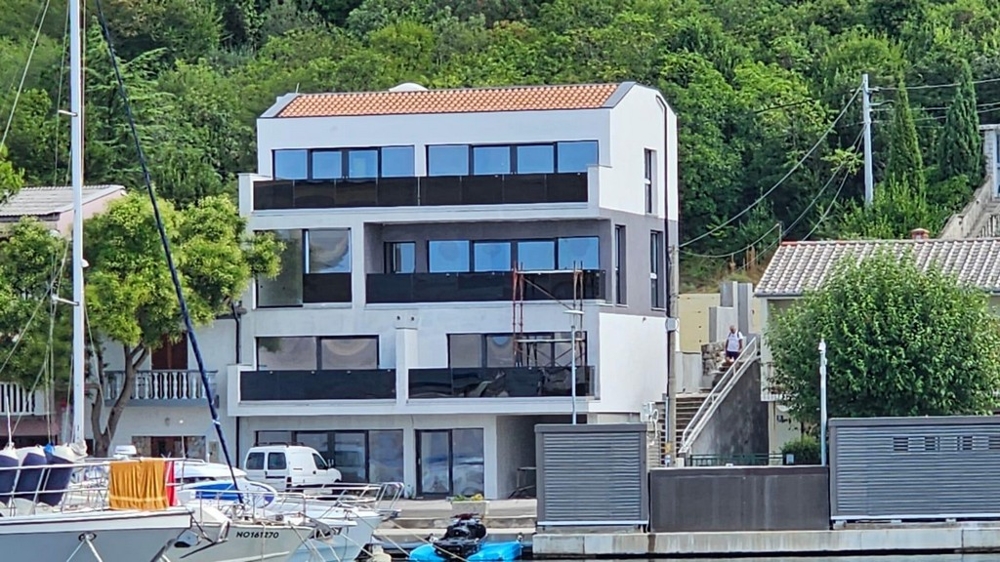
664, 108, 680, 466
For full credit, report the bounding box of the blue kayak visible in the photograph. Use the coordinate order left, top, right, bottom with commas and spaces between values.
408, 541, 523, 562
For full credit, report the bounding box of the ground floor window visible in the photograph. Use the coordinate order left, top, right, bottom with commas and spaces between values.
255, 429, 404, 484
133, 435, 206, 459
417, 428, 484, 497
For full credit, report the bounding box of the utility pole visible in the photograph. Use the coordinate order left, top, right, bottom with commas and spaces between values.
819, 338, 828, 467
665, 238, 679, 466
862, 73, 875, 206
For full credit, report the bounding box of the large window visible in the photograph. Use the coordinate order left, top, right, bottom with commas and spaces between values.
415, 237, 598, 274
428, 240, 470, 273
426, 141, 598, 177
256, 229, 351, 306
264, 429, 404, 484
256, 336, 378, 370
273, 147, 414, 180
650, 230, 664, 309
448, 332, 588, 368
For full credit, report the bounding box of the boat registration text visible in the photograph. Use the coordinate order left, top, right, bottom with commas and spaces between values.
236, 531, 281, 539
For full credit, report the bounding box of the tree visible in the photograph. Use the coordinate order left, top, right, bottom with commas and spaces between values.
766, 250, 1000, 428
0, 218, 71, 398
935, 61, 983, 193
0, 146, 24, 204
837, 176, 939, 239
884, 76, 925, 192
83, 192, 281, 456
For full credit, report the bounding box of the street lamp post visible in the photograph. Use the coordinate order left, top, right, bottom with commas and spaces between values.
819, 338, 828, 466
565, 309, 585, 425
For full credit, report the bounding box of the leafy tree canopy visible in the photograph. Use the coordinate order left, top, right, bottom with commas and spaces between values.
766, 251, 1000, 427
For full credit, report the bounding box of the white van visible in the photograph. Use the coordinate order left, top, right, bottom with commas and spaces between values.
243, 445, 342, 491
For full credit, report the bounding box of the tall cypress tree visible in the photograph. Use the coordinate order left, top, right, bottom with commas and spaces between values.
937, 61, 983, 189
885, 76, 925, 192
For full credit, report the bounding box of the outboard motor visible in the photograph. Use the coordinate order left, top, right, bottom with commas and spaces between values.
432, 514, 487, 560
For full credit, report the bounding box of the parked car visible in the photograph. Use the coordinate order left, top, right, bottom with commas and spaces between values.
243, 444, 342, 491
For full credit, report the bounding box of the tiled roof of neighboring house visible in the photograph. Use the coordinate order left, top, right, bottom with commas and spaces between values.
273, 83, 626, 118
756, 238, 1000, 298
0, 185, 126, 218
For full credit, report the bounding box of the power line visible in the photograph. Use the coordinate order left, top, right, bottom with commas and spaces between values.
681, 87, 863, 249
877, 76, 1000, 92
802, 170, 852, 242
781, 129, 865, 236
681, 223, 781, 259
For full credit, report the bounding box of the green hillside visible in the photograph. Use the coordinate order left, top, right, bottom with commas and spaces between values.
0, 0, 996, 286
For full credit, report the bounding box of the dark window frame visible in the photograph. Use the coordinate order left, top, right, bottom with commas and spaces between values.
420, 236, 599, 274
447, 332, 588, 368
614, 225, 626, 305
255, 335, 380, 370
273, 146, 415, 181
644, 149, 655, 214
385, 241, 416, 274
425, 141, 599, 177
650, 230, 664, 309
291, 429, 404, 485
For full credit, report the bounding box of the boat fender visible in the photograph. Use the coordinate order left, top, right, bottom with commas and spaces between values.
173, 530, 201, 549
370, 545, 392, 562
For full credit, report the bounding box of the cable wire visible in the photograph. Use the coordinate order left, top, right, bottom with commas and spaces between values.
681, 87, 862, 248
878, 76, 1000, 91
1, 0, 52, 150
93, 0, 244, 497
681, 223, 780, 259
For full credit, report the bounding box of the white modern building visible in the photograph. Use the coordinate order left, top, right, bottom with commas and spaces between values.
105, 82, 680, 498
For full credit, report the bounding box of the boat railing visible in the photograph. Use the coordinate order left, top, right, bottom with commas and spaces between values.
0, 458, 120, 517
313, 481, 405, 519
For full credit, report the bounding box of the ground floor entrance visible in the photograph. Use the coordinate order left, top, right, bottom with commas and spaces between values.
239, 414, 565, 499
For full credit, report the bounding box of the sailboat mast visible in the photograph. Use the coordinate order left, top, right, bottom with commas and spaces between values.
69, 0, 85, 446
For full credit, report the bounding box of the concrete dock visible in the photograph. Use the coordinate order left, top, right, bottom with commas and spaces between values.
533, 525, 1000, 558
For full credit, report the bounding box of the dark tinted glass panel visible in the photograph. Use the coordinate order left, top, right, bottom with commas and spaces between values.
516, 240, 555, 271
473, 146, 511, 175
348, 149, 378, 178
312, 151, 342, 179
556, 141, 598, 173
429, 240, 470, 273
485, 335, 514, 367
448, 334, 482, 368
558, 236, 599, 270
452, 429, 484, 496
473, 242, 511, 272
274, 149, 308, 180
369, 430, 404, 483
381, 146, 415, 178
516, 145, 555, 174
257, 337, 316, 370
428, 145, 469, 176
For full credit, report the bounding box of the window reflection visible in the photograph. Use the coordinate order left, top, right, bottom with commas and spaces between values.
428, 145, 470, 176
307, 229, 351, 273
448, 334, 482, 368
473, 242, 512, 272
516, 145, 555, 174
319, 337, 378, 370
558, 236, 600, 270
311, 151, 341, 179
429, 240, 470, 273
256, 336, 317, 370
257, 229, 303, 306
473, 146, 511, 175
516, 240, 555, 271
274, 149, 308, 180
381, 146, 415, 177
348, 149, 378, 178
369, 430, 404, 484
557, 141, 598, 173
452, 428, 485, 497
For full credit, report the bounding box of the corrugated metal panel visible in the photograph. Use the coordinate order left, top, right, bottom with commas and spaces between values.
831, 418, 1000, 521
536, 424, 648, 525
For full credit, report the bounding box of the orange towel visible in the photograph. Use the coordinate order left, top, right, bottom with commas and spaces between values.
108, 458, 170, 510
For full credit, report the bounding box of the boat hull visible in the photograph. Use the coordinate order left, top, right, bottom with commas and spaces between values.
0, 508, 193, 562
160, 521, 307, 562
408, 542, 523, 562
288, 534, 364, 562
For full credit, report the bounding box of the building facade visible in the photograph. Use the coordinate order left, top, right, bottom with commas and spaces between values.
104, 82, 679, 498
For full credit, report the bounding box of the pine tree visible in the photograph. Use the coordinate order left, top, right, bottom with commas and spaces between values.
884, 76, 925, 192
936, 61, 983, 189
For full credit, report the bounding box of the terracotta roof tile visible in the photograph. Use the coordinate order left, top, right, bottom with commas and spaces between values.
755, 238, 1000, 297
276, 83, 622, 118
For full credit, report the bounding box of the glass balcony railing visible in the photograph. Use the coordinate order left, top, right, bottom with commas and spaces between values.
252, 173, 588, 211
239, 369, 396, 401
408, 366, 595, 398
366, 270, 605, 304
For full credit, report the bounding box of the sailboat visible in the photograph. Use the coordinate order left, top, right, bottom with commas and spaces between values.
0, 0, 196, 558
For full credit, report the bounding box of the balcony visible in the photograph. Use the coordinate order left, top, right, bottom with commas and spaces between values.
240, 369, 396, 401
0, 382, 48, 416
409, 366, 595, 398
252, 173, 588, 211
366, 270, 605, 304
104, 370, 217, 405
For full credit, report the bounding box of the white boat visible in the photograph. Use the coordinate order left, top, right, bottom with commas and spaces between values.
174, 465, 399, 562
160, 504, 310, 562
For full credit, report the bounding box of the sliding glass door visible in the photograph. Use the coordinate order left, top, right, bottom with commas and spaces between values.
416, 428, 484, 497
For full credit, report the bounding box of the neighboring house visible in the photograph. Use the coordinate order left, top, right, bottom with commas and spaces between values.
215, 81, 680, 498
0, 184, 125, 446
938, 125, 1000, 239
755, 230, 1000, 452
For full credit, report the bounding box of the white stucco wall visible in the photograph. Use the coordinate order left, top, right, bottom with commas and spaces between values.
596, 312, 667, 414
605, 85, 673, 218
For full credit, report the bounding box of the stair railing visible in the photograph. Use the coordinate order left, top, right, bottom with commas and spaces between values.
678, 336, 759, 456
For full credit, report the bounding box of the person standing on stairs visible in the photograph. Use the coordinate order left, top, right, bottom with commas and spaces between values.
725, 325, 744, 364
